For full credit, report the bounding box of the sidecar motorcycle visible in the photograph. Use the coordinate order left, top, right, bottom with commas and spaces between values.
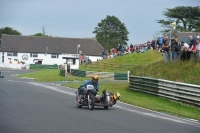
75, 85, 120, 110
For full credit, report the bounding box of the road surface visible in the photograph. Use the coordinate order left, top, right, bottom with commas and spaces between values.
0, 69, 199, 133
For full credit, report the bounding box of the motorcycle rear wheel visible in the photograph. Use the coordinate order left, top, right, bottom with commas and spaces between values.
88, 94, 95, 110
104, 106, 108, 109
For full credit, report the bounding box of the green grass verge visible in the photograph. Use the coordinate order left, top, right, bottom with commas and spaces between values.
62, 82, 200, 121
17, 69, 88, 82
131, 60, 200, 85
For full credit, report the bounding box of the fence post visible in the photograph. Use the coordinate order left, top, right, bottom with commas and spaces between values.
127, 71, 130, 82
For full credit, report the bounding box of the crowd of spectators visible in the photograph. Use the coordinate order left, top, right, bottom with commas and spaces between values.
79, 54, 92, 64
160, 34, 200, 62
101, 33, 200, 63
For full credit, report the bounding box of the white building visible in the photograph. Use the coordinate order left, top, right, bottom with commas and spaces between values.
0, 35, 104, 69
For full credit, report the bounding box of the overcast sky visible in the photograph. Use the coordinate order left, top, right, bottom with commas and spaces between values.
0, 0, 199, 44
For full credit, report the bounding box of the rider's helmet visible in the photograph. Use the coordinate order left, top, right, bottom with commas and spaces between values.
92, 75, 99, 83
114, 92, 121, 100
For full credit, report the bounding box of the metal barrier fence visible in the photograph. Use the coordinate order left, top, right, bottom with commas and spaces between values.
30, 64, 58, 69
129, 76, 200, 107
60, 69, 66, 76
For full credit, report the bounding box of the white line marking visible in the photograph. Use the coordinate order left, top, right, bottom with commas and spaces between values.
28, 82, 75, 96
117, 101, 199, 123
115, 105, 195, 125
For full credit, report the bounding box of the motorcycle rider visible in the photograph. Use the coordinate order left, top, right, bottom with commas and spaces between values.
76, 75, 99, 103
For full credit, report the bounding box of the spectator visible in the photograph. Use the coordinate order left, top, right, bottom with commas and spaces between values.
180, 41, 189, 51
121, 46, 125, 53
102, 49, 107, 59
196, 39, 200, 62
151, 39, 156, 49
170, 38, 178, 60
187, 35, 197, 60
83, 54, 87, 63
130, 43, 134, 53
157, 37, 163, 51
161, 43, 169, 53
161, 43, 170, 62
197, 34, 199, 38
79, 54, 83, 64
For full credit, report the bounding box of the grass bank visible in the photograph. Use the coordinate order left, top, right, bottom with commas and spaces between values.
79, 50, 163, 72
130, 60, 200, 85
62, 82, 200, 121
17, 69, 88, 82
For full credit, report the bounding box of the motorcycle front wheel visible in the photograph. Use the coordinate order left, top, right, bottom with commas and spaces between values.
88, 94, 95, 110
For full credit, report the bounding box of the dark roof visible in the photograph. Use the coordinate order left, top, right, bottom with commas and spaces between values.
0, 34, 104, 56
178, 32, 199, 42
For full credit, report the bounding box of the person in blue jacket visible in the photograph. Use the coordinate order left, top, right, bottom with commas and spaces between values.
76, 75, 99, 103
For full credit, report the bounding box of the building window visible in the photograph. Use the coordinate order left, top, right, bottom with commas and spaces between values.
30, 53, 38, 57
67, 59, 76, 65
51, 54, 59, 58
7, 52, 18, 56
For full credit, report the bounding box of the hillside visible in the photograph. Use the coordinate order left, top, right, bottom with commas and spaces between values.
80, 50, 163, 72
80, 50, 200, 85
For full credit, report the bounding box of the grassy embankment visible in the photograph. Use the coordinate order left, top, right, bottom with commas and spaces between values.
17, 50, 200, 121
17, 69, 87, 82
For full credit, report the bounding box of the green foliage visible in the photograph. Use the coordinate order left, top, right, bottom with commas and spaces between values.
63, 82, 200, 121
32, 33, 46, 36
157, 6, 200, 34
0, 27, 22, 38
93, 15, 129, 51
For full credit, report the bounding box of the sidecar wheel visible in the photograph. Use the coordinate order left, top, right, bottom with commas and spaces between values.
77, 104, 82, 108
104, 106, 108, 110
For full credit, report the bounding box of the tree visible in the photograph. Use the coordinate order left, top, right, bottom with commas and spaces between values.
157, 6, 200, 34
32, 33, 45, 36
31, 25, 49, 37
41, 25, 47, 35
93, 15, 129, 51
0, 27, 22, 38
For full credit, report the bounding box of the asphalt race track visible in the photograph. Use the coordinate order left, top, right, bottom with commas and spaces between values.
0, 69, 200, 133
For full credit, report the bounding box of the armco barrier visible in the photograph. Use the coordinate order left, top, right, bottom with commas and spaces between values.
60, 69, 66, 76
114, 73, 128, 80
30, 64, 58, 69
71, 69, 128, 80
129, 76, 200, 107
71, 69, 86, 77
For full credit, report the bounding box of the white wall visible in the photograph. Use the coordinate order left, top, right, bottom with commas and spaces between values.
1, 52, 80, 69
86, 55, 102, 62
